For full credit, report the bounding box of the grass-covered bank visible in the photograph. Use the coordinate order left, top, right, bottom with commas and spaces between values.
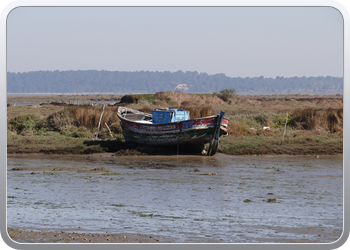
7, 92, 343, 156
218, 131, 342, 155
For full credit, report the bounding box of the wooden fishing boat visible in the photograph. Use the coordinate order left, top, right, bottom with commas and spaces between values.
117, 107, 229, 156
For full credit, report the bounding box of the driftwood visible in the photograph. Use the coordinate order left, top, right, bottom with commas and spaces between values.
281, 112, 288, 145
105, 123, 114, 139
95, 104, 106, 139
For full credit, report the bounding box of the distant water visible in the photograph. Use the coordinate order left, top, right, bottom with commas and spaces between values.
7, 101, 116, 106
7, 92, 121, 96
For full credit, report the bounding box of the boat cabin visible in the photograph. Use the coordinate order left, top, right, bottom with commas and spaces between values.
152, 108, 190, 124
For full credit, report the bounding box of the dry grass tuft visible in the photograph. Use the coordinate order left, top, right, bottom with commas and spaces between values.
69, 106, 119, 129
178, 105, 214, 119
289, 107, 343, 132
290, 108, 318, 130
326, 108, 343, 133
226, 122, 257, 136
48, 105, 120, 130
154, 92, 224, 105
138, 107, 153, 114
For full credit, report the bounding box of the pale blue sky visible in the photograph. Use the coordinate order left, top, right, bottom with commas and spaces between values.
6, 7, 343, 78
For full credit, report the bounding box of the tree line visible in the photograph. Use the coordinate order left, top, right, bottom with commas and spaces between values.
7, 70, 343, 95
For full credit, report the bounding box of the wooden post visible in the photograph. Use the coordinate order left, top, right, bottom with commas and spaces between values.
281, 112, 288, 145
105, 122, 114, 139
207, 111, 225, 156
95, 104, 105, 140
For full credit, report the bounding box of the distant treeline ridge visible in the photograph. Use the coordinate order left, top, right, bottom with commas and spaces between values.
7, 70, 343, 95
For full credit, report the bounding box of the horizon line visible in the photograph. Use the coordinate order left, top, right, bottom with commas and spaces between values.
6, 70, 343, 79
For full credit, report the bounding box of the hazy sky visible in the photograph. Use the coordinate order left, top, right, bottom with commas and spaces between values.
7, 7, 343, 78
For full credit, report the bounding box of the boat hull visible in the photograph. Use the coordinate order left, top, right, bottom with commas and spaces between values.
119, 115, 225, 146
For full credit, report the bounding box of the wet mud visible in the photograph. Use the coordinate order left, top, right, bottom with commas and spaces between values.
7, 153, 343, 243
7, 228, 173, 243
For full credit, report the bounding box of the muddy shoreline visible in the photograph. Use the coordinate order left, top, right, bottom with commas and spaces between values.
7, 226, 342, 244
7, 153, 343, 243
8, 151, 342, 159
7, 228, 173, 243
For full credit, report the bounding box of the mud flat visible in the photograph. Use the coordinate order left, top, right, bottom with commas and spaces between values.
7, 154, 343, 243
7, 228, 174, 243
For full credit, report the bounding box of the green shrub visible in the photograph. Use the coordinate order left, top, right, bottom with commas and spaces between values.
46, 108, 75, 131
272, 113, 291, 128
254, 114, 266, 125
8, 114, 45, 134
136, 94, 155, 103
70, 126, 93, 138
7, 130, 21, 141
213, 89, 236, 102
120, 95, 142, 104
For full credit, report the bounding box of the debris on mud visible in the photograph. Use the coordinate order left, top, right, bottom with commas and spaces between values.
267, 198, 277, 203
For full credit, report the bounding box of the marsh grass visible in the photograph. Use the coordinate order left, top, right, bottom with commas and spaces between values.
226, 123, 257, 136
42, 105, 121, 139
6, 132, 99, 154
219, 130, 343, 155
289, 108, 343, 132
7, 93, 343, 156
154, 91, 224, 106
7, 130, 21, 141
178, 105, 214, 119
8, 114, 46, 135
137, 94, 156, 103
7, 105, 64, 120
66, 106, 119, 129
